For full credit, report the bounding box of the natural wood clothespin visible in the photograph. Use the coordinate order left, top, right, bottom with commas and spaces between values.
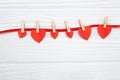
64, 20, 71, 32
51, 20, 56, 33
78, 19, 85, 31
36, 20, 40, 33
103, 16, 109, 28
21, 20, 25, 33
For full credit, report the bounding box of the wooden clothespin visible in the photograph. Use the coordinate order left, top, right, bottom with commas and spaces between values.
21, 20, 25, 33
51, 20, 56, 33
36, 20, 40, 33
64, 20, 71, 32
103, 16, 109, 28
78, 19, 85, 31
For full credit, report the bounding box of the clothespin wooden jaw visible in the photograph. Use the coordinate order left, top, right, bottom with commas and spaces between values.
36, 20, 40, 33
103, 16, 109, 28
64, 20, 71, 32
51, 20, 56, 33
78, 19, 85, 31
21, 20, 25, 33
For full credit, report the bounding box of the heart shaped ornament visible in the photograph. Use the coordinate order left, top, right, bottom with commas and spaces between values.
66, 30, 73, 38
31, 29, 46, 43
51, 31, 58, 39
78, 26, 91, 40
18, 29, 27, 38
98, 25, 112, 39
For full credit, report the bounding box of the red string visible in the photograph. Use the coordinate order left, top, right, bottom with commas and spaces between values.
0, 24, 120, 34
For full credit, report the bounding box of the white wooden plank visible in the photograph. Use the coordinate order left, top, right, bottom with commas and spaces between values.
0, 0, 120, 79
0, 29, 120, 63
0, 0, 120, 29
0, 63, 120, 80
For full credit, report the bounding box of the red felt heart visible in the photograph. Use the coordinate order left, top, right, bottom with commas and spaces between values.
31, 29, 46, 43
66, 30, 73, 38
18, 30, 27, 38
78, 26, 91, 40
51, 31, 58, 39
98, 25, 112, 39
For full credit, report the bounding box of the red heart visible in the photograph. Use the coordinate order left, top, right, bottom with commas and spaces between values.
98, 25, 112, 39
18, 30, 27, 38
31, 29, 46, 43
78, 26, 91, 40
51, 31, 58, 39
66, 30, 73, 38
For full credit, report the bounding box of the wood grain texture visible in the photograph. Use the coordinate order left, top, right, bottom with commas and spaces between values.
0, 0, 120, 80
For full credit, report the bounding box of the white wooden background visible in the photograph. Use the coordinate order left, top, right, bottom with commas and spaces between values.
0, 0, 120, 80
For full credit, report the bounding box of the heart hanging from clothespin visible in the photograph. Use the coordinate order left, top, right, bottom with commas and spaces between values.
66, 30, 73, 38
18, 30, 27, 38
64, 20, 73, 38
98, 25, 112, 39
98, 16, 112, 39
50, 20, 58, 39
31, 20, 46, 43
78, 19, 91, 40
18, 20, 27, 38
31, 29, 46, 43
51, 31, 58, 39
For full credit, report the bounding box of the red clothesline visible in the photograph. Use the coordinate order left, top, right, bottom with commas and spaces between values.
0, 24, 120, 34
0, 24, 120, 43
